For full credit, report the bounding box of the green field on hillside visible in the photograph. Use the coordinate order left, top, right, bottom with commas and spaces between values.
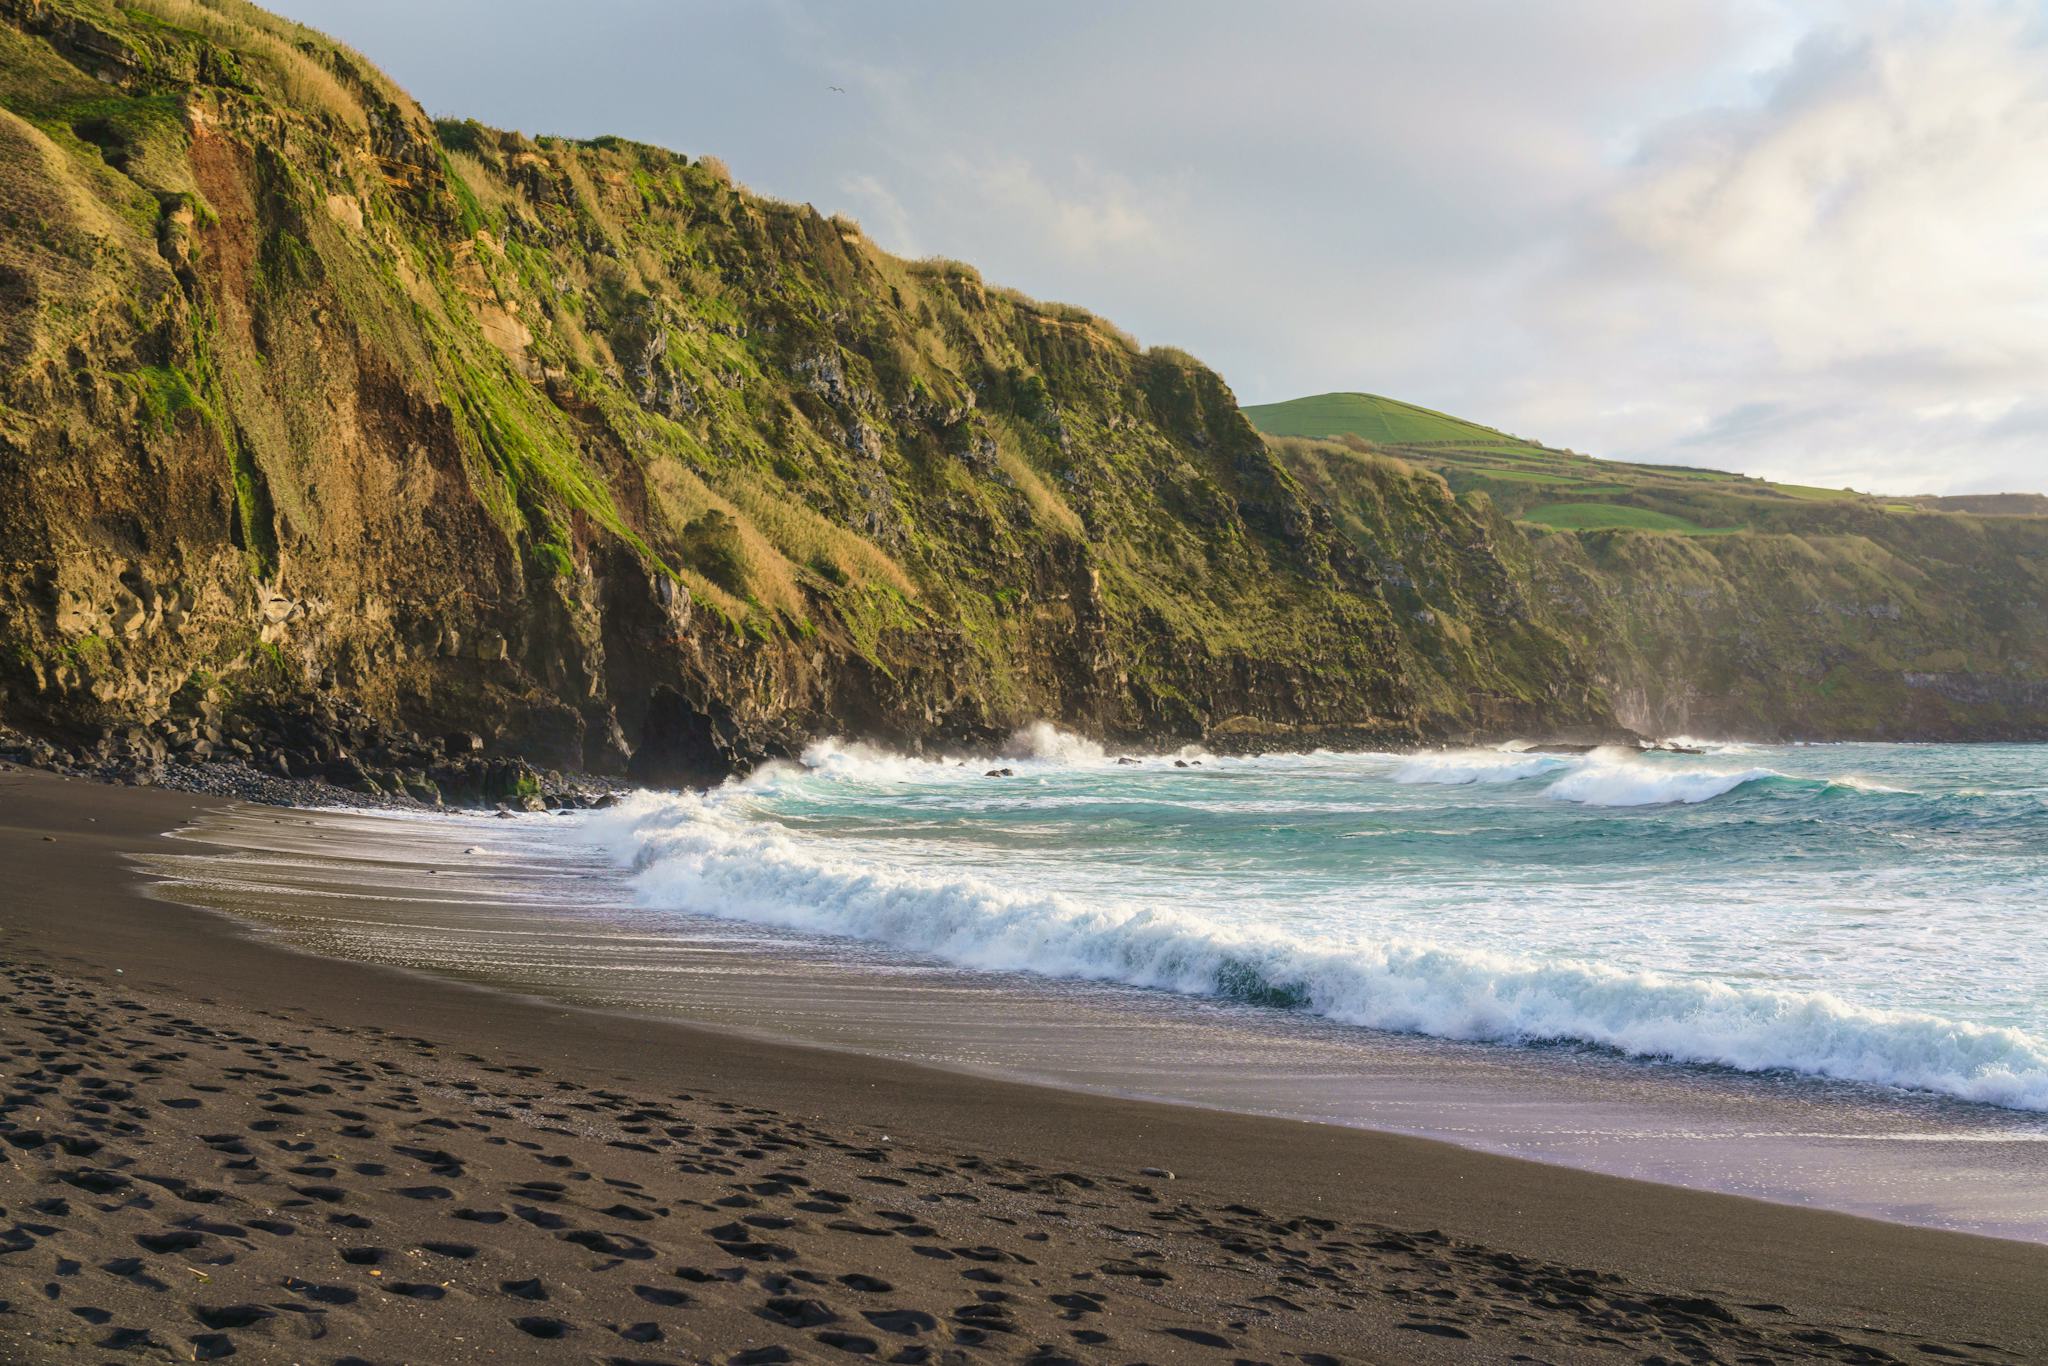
1242, 392, 1538, 450
1241, 390, 2015, 537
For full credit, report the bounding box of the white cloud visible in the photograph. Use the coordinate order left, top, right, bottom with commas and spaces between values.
951, 156, 1171, 261
1517, 4, 2048, 492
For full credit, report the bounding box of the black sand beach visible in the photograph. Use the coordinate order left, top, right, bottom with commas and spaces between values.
2, 765, 2043, 1364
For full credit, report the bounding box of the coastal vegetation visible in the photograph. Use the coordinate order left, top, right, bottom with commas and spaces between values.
1248, 394, 2048, 738
0, 0, 2042, 787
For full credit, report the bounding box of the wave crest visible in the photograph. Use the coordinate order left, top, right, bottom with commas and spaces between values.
1544, 761, 1781, 807
586, 791, 2048, 1112
1396, 750, 1569, 785
1398, 748, 1783, 807
737, 739, 945, 791
767, 725, 1119, 787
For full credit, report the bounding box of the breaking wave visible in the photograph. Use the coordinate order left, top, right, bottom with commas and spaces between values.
1543, 760, 1781, 807
764, 725, 1184, 788
1395, 751, 1571, 785
1001, 721, 1110, 765
1396, 747, 1783, 806
585, 787, 2048, 1112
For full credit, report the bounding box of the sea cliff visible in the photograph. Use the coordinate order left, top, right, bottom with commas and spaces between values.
2, 0, 2039, 800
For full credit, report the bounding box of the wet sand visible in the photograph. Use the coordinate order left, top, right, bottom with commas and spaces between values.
143, 800, 2048, 1244
2, 765, 2044, 1363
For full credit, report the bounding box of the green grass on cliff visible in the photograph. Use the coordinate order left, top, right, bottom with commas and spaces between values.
1521, 502, 1729, 535
117, 364, 205, 432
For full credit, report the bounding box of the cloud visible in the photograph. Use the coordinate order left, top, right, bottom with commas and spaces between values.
942, 156, 1171, 262
1521, 4, 2048, 492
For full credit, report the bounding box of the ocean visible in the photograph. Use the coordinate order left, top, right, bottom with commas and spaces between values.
146, 732, 2048, 1238
593, 730, 2048, 1110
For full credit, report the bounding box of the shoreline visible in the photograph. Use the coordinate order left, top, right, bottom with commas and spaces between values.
14, 712, 2043, 830
3, 764, 2045, 1362
150, 792, 2048, 1245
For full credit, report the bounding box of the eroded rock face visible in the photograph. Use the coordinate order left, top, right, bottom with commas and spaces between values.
3, 2, 1613, 783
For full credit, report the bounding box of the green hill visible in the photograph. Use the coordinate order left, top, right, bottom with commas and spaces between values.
1240, 391, 1538, 451
1250, 391, 1904, 536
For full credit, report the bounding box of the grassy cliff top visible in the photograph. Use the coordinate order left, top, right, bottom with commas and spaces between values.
1240, 392, 1537, 451
1247, 391, 2045, 537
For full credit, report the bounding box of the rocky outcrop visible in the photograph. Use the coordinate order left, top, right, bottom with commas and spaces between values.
0, 695, 619, 811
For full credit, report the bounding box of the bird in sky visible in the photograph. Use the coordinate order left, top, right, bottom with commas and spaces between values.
828, 85, 846, 94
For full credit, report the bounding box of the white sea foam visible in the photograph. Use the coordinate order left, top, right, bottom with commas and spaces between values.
1662, 735, 1764, 755
1543, 759, 1779, 806
771, 725, 1124, 787
1001, 721, 1110, 765
778, 737, 953, 786
1395, 750, 1569, 785
748, 724, 1262, 799
585, 789, 2048, 1112
1825, 775, 1914, 795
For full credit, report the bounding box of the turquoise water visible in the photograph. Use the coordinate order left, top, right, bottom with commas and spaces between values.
588, 733, 2048, 1111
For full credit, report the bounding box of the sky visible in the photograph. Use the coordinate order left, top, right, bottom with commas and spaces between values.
264, 0, 2048, 495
